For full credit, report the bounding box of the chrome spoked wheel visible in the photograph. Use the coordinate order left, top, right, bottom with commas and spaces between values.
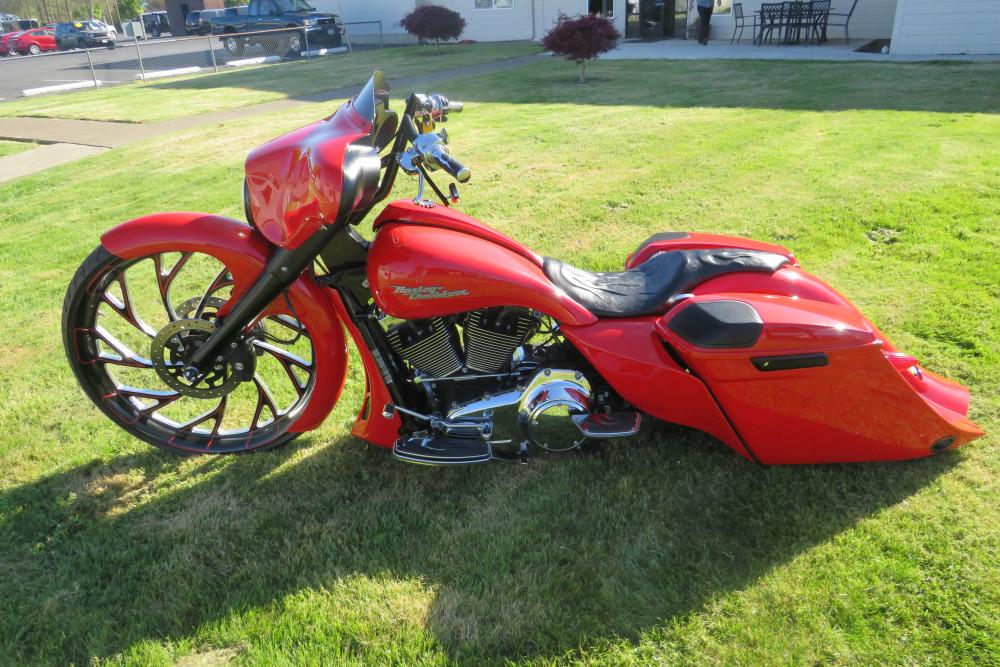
63, 246, 315, 454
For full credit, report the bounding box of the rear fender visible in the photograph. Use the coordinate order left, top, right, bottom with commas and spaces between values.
100, 212, 348, 433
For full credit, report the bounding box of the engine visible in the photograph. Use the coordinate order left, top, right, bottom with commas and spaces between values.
385, 307, 538, 380
463, 308, 538, 373
383, 307, 636, 458
385, 317, 463, 379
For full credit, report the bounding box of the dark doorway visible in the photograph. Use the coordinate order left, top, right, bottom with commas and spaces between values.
626, 0, 682, 39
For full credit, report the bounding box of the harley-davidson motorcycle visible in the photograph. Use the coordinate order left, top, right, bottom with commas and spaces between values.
62, 71, 984, 465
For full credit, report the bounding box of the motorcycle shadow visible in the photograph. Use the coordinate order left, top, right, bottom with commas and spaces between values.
0, 425, 958, 663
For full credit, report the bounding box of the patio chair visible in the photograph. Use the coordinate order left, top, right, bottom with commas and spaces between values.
756, 2, 786, 46
782, 1, 808, 44
731, 3, 760, 44
826, 0, 859, 44
809, 0, 832, 44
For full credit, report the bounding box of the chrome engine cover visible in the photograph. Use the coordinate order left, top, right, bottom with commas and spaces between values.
517, 368, 592, 451
446, 368, 592, 451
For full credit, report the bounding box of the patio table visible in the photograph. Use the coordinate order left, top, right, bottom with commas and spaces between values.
754, 1, 830, 46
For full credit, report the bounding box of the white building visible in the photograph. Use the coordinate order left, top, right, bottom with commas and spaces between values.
315, 0, 999, 56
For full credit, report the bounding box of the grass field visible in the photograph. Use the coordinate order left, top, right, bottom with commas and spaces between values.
0, 139, 35, 158
0, 42, 541, 124
0, 57, 997, 665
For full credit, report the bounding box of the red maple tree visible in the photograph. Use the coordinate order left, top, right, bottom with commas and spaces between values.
542, 13, 620, 83
400, 5, 466, 54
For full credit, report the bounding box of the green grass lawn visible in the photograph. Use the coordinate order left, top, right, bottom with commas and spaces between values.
0, 139, 35, 158
0, 42, 541, 124
0, 58, 997, 665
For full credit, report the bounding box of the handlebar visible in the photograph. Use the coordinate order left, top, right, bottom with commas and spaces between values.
415, 93, 463, 116
400, 103, 471, 183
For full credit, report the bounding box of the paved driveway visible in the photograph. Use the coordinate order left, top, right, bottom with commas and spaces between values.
603, 39, 1000, 62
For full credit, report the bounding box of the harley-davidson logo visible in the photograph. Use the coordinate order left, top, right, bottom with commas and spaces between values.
392, 285, 470, 300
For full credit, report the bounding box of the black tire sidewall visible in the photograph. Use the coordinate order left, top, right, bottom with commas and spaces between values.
62, 246, 300, 456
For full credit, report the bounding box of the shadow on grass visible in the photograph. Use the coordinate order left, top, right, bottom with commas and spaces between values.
0, 425, 959, 663
145, 44, 535, 104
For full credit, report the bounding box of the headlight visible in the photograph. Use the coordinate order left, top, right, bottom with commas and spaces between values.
301, 19, 314, 26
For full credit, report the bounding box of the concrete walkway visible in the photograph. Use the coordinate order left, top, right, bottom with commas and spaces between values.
0, 142, 108, 182
0, 53, 549, 184
605, 39, 1000, 62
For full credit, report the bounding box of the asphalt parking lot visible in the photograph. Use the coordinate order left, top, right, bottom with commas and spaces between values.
0, 37, 219, 99
0, 35, 362, 101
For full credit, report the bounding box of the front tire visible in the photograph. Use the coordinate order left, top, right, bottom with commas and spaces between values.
223, 33, 243, 55
63, 246, 317, 455
28, 44, 40, 55
285, 30, 304, 57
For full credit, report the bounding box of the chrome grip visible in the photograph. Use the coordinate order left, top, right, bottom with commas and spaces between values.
429, 146, 471, 183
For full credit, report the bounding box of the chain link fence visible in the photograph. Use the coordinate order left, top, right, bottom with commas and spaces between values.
0, 23, 380, 103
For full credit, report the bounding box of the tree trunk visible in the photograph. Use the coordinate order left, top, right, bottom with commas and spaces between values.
579, 61, 586, 84
435, 38, 440, 54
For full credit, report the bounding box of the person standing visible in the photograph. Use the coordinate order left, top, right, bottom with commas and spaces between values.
696, 0, 715, 44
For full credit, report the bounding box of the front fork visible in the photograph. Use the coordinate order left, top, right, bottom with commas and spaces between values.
182, 224, 340, 380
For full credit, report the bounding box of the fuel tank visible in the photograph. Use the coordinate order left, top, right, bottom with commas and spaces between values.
368, 202, 595, 325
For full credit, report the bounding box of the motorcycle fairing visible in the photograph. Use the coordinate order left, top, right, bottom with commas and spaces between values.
100, 212, 349, 433
243, 100, 375, 249
656, 292, 984, 464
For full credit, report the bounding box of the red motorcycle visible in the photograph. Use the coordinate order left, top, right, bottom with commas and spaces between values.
63, 72, 984, 465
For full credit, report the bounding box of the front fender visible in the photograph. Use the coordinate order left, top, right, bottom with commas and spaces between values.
101, 212, 348, 433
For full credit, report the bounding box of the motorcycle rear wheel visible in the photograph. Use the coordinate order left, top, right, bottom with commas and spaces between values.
63, 246, 316, 455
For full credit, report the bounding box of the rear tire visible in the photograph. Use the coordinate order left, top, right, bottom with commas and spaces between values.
28, 44, 40, 55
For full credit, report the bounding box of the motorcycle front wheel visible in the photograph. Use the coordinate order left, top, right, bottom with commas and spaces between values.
63, 246, 317, 454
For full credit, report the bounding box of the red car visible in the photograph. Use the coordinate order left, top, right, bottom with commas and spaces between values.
0, 30, 25, 56
11, 28, 56, 55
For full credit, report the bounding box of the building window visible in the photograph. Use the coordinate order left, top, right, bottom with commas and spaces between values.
475, 0, 514, 9
589, 0, 613, 18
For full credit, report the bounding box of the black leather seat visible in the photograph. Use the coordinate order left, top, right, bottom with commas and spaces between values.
543, 249, 789, 318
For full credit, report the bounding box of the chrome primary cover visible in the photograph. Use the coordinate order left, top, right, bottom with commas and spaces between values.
517, 368, 591, 451
446, 368, 592, 452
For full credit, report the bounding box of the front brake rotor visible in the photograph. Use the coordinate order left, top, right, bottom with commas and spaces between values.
151, 291, 257, 399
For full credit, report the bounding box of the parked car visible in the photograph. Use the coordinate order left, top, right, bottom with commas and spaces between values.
10, 27, 57, 54
1, 18, 38, 33
55, 21, 116, 49
90, 19, 118, 40
0, 29, 25, 56
212, 0, 342, 56
185, 9, 224, 35
141, 11, 171, 38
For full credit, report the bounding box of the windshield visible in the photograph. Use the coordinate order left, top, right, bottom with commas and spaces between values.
351, 71, 389, 125
351, 71, 396, 150
275, 0, 314, 12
